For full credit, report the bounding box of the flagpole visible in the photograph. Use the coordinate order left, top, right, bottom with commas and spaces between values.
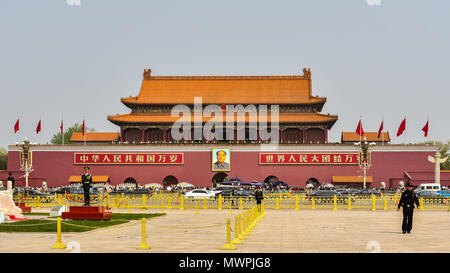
83, 116, 86, 146
359, 115, 362, 144
403, 115, 406, 145
61, 115, 64, 146
381, 115, 384, 146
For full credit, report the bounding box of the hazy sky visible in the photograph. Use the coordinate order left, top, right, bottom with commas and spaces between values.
1, 0, 449, 149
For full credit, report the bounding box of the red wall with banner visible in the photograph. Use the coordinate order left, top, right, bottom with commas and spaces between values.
6, 145, 439, 188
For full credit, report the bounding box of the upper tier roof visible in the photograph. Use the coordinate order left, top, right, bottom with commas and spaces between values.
121, 68, 327, 105
70, 132, 119, 142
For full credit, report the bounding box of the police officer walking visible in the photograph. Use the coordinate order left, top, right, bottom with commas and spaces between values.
255, 187, 264, 209
81, 166, 93, 206
397, 182, 420, 234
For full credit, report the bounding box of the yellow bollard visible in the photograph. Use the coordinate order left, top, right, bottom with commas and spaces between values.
231, 215, 243, 244
347, 197, 352, 210
137, 218, 151, 249
229, 201, 232, 214
238, 214, 246, 239
142, 194, 147, 210
195, 201, 199, 214
275, 198, 279, 210
218, 194, 222, 211
127, 201, 131, 213
384, 198, 388, 210
295, 195, 299, 211
51, 217, 67, 249
239, 198, 243, 210
311, 197, 316, 210
420, 197, 424, 210
220, 218, 237, 250
180, 194, 184, 210
371, 194, 376, 211
242, 211, 251, 235
333, 195, 337, 211
168, 197, 172, 209
161, 201, 165, 212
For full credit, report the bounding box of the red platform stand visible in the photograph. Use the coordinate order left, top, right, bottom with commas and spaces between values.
61, 206, 112, 220
16, 203, 32, 213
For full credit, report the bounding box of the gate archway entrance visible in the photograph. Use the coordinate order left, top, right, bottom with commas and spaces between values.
163, 175, 179, 187
211, 172, 228, 187
123, 177, 138, 188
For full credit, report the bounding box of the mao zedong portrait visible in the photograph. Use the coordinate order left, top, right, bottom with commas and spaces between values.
213, 149, 230, 171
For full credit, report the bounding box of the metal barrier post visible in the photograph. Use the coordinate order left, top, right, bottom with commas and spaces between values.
220, 218, 236, 250
295, 195, 299, 211
238, 214, 246, 240
51, 217, 67, 249
384, 198, 388, 210
137, 218, 151, 249
229, 201, 232, 214
231, 215, 243, 245
420, 197, 424, 210
203, 198, 207, 210
195, 201, 199, 214
180, 194, 184, 210
239, 198, 243, 210
142, 194, 146, 210
168, 197, 172, 209
347, 197, 352, 210
218, 194, 222, 211
241, 212, 250, 236
311, 197, 315, 210
275, 198, 279, 210
333, 195, 337, 211
371, 194, 376, 211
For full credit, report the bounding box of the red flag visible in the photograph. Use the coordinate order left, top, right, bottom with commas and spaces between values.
377, 120, 384, 138
356, 120, 364, 136
14, 119, 19, 134
82, 119, 85, 136
422, 120, 429, 137
60, 120, 64, 136
396, 118, 406, 137
36, 120, 41, 134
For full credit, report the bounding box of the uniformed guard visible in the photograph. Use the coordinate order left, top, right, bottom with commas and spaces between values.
397, 182, 420, 233
255, 187, 264, 207
81, 166, 93, 206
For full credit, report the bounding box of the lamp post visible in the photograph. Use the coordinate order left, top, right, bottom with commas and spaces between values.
354, 137, 376, 189
15, 138, 36, 188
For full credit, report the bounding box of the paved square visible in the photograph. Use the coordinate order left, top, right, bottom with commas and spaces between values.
0, 208, 449, 253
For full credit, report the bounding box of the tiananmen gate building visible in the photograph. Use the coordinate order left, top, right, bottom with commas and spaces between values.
5, 68, 443, 188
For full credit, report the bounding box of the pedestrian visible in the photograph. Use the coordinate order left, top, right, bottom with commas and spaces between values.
255, 186, 264, 208
397, 182, 420, 234
81, 166, 93, 206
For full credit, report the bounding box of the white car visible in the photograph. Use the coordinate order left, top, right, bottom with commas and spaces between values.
184, 189, 215, 199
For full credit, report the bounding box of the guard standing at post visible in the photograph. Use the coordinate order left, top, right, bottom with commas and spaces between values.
81, 166, 93, 206
255, 187, 264, 207
397, 182, 419, 234
7, 172, 15, 189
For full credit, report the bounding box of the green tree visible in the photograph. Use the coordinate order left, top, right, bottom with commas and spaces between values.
0, 147, 7, 170
50, 123, 95, 144
419, 140, 450, 170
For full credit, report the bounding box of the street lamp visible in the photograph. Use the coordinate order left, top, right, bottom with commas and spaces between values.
15, 138, 37, 188
354, 137, 376, 189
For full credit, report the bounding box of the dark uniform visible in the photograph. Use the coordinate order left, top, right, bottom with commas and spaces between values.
255, 189, 264, 205
398, 186, 419, 233
81, 170, 93, 206
7, 173, 15, 188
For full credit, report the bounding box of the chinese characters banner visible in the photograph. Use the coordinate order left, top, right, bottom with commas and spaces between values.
259, 153, 363, 165
74, 153, 184, 165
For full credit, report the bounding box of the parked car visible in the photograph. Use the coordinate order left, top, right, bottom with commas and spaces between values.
354, 188, 380, 196
308, 190, 354, 204
438, 190, 450, 197
184, 189, 215, 199
415, 183, 441, 192
211, 186, 235, 196
14, 188, 53, 197
416, 190, 441, 197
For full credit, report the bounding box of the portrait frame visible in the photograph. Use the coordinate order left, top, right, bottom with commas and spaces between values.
211, 148, 231, 172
